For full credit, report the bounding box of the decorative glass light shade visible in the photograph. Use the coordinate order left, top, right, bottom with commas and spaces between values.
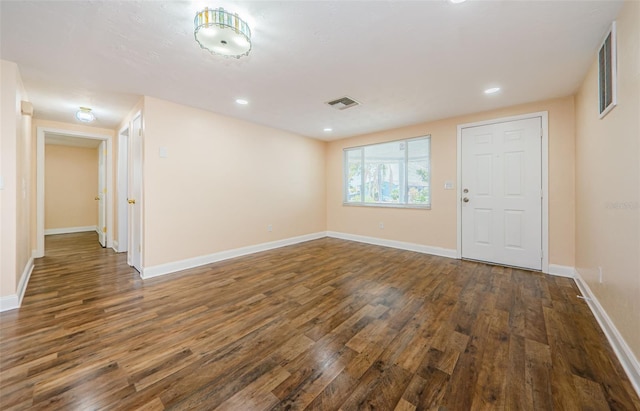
194, 8, 252, 58
76, 107, 95, 122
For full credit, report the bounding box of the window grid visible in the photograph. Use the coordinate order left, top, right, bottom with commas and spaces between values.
343, 136, 430, 209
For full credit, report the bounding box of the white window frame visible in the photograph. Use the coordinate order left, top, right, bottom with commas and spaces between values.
343, 136, 431, 209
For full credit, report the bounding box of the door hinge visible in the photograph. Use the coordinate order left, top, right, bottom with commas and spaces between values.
102, 227, 107, 233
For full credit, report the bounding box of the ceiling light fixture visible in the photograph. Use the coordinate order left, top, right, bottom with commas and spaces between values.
449, 0, 467, 3
194, 7, 252, 58
75, 107, 95, 122
235, 99, 248, 105
323, 128, 333, 132
484, 87, 501, 94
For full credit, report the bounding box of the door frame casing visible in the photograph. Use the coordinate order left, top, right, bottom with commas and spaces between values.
127, 112, 143, 272
456, 111, 549, 273
36, 127, 113, 257
116, 125, 129, 253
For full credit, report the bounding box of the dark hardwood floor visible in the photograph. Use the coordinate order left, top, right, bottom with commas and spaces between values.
1, 232, 639, 410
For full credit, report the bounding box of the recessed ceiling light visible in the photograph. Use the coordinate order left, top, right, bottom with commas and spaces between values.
449, 0, 467, 3
236, 99, 248, 105
484, 87, 501, 94
323, 128, 333, 132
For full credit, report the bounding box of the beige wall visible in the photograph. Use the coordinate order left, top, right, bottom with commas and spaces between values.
575, 0, 640, 359
0, 60, 32, 299
142, 96, 326, 268
327, 96, 576, 267
44, 145, 99, 230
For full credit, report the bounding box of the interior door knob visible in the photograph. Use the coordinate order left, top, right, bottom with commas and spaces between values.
94, 196, 100, 200
463, 197, 469, 203
128, 199, 136, 204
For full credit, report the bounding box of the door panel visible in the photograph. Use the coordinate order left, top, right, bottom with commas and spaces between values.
461, 117, 542, 270
129, 114, 143, 273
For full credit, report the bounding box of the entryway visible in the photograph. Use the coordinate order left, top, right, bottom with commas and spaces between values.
36, 127, 113, 257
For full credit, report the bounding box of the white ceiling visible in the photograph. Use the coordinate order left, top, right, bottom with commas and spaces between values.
0, 0, 622, 141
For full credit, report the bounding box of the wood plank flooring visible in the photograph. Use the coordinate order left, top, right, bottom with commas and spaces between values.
1, 232, 639, 410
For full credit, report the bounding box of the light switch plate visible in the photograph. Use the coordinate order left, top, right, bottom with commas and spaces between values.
159, 147, 168, 158
444, 181, 454, 190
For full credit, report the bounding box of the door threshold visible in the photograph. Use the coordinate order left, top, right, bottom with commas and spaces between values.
461, 258, 542, 273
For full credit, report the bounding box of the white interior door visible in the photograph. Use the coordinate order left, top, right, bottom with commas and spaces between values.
97, 141, 106, 247
129, 114, 143, 272
117, 128, 129, 252
461, 117, 542, 270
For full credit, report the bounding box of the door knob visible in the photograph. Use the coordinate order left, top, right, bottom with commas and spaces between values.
463, 188, 469, 193
128, 199, 136, 204
94, 196, 100, 200
463, 197, 469, 203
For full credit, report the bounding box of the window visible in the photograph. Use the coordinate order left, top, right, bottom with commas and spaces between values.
598, 21, 617, 118
343, 136, 431, 208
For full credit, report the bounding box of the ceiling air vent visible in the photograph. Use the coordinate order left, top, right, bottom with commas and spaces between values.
326, 96, 360, 110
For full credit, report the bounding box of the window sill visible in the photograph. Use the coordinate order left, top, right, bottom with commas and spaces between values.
342, 202, 431, 210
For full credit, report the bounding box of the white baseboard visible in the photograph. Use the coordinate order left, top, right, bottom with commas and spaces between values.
574, 269, 640, 397
0, 294, 19, 312
45, 226, 97, 235
326, 231, 458, 259
0, 256, 34, 312
112, 240, 119, 252
142, 232, 328, 279
547, 264, 576, 278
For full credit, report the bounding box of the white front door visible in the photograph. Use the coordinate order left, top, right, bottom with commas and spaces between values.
97, 141, 106, 247
129, 114, 143, 273
461, 117, 542, 270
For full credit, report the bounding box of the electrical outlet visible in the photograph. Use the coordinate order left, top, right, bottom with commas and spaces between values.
598, 266, 603, 283
267, 224, 273, 232
379, 222, 384, 229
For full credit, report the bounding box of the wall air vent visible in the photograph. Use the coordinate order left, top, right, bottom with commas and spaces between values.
326, 96, 360, 110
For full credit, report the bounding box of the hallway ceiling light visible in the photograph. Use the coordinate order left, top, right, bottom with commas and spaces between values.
75, 107, 95, 122
194, 7, 252, 58
484, 87, 501, 94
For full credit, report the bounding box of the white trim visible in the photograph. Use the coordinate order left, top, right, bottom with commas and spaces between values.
117, 124, 129, 253
326, 231, 457, 259
0, 257, 34, 312
574, 269, 640, 397
142, 232, 327, 279
547, 264, 576, 278
0, 295, 19, 312
112, 240, 120, 253
456, 111, 549, 273
36, 126, 113, 257
44, 226, 97, 235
